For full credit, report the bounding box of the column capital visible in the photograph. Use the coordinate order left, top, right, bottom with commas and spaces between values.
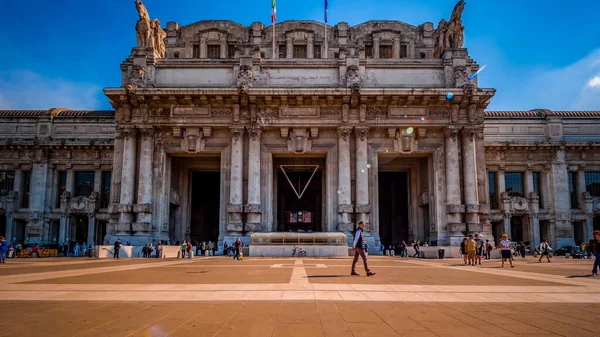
230, 127, 245, 140
337, 126, 353, 140
461, 127, 478, 141
120, 126, 138, 138
443, 126, 459, 140
354, 126, 369, 140
138, 126, 155, 139
248, 126, 262, 140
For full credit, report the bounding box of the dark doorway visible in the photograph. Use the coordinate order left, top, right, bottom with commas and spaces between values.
594, 216, 600, 231
491, 221, 503, 245
277, 168, 322, 232
540, 220, 550, 241
96, 220, 107, 245
573, 221, 584, 245
510, 216, 523, 242
378, 172, 409, 247
190, 171, 220, 243
72, 215, 88, 243
0, 214, 6, 239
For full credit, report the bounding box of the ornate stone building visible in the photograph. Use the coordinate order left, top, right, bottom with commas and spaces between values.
1, 1, 599, 249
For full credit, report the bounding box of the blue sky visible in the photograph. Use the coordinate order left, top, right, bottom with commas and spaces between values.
0, 0, 599, 111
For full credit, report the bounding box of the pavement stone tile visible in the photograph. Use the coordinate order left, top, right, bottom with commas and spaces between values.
272, 323, 324, 337
347, 322, 402, 337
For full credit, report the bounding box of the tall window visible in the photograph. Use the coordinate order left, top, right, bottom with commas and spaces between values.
228, 44, 236, 59
532, 172, 543, 209
400, 44, 408, 58
74, 171, 94, 197
278, 44, 287, 58
56, 171, 67, 208
207, 45, 220, 59
313, 45, 322, 59
0, 171, 15, 196
293, 45, 307, 58
100, 171, 111, 209
505, 172, 524, 197
21, 171, 31, 208
365, 45, 373, 58
585, 172, 600, 197
488, 172, 498, 209
379, 45, 392, 59
569, 172, 578, 208
192, 44, 200, 58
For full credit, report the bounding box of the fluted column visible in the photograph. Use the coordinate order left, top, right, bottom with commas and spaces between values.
337, 127, 353, 232
245, 127, 262, 232
444, 126, 463, 226
87, 214, 96, 245
227, 127, 245, 231
373, 37, 380, 59
307, 37, 314, 59
461, 127, 479, 228
119, 127, 138, 223
286, 37, 293, 58
135, 127, 155, 225
200, 37, 207, 58
355, 127, 370, 226
393, 37, 400, 58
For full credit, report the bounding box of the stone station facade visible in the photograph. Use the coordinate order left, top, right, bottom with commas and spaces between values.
1, 1, 600, 250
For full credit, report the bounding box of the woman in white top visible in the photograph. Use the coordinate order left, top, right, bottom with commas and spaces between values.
538, 238, 552, 263
499, 234, 514, 268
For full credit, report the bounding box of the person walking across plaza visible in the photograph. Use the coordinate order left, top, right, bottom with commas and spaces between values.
589, 230, 600, 276
460, 238, 468, 264
351, 221, 375, 277
233, 238, 242, 260
538, 238, 552, 263
466, 235, 477, 266
113, 239, 122, 259
474, 234, 484, 265
0, 236, 8, 263
500, 234, 514, 268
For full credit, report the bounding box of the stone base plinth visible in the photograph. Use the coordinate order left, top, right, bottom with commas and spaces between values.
250, 245, 348, 257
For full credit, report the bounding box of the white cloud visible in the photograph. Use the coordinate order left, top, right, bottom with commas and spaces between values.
587, 75, 600, 88
518, 49, 600, 111
0, 70, 103, 110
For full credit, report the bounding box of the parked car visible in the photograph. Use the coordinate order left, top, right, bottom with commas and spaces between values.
553, 246, 583, 258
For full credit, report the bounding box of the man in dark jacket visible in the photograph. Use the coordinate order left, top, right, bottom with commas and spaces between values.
351, 221, 375, 276
589, 230, 600, 276
114, 239, 122, 259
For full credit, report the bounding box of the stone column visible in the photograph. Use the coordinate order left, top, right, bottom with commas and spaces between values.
28, 148, 50, 241
550, 148, 571, 247
461, 127, 479, 229
525, 169, 534, 195
354, 127, 370, 226
13, 168, 22, 202
337, 127, 353, 232
373, 37, 380, 59
307, 37, 314, 59
245, 127, 262, 232
87, 213, 96, 245
286, 38, 293, 58
119, 127, 138, 223
443, 126, 463, 227
227, 127, 245, 231
582, 192, 594, 240
220, 37, 227, 58
4, 192, 17, 243
134, 127, 155, 228
576, 168, 586, 210
200, 37, 207, 58
393, 37, 400, 58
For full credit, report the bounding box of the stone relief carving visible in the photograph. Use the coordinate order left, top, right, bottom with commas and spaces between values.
354, 127, 369, 141
337, 204, 354, 213
170, 188, 180, 205
212, 108, 233, 117
453, 65, 468, 80
151, 18, 166, 58
238, 65, 253, 79
320, 108, 341, 117
238, 82, 249, 95
346, 65, 360, 81
337, 126, 352, 141
226, 203, 243, 213
355, 204, 371, 214
429, 108, 451, 117
342, 104, 350, 123
350, 83, 361, 95
366, 107, 386, 119
126, 83, 137, 94
244, 204, 261, 213
128, 64, 147, 87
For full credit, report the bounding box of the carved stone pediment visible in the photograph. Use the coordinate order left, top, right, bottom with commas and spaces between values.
282, 128, 315, 154
509, 197, 529, 212
67, 192, 99, 214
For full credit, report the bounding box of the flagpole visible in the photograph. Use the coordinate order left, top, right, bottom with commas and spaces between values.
323, 0, 328, 58
272, 23, 276, 59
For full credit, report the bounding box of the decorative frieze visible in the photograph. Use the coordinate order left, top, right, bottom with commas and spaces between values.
244, 204, 261, 213
133, 203, 152, 213
446, 204, 465, 214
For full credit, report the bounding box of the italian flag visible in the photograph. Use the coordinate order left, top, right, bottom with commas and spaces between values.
271, 0, 276, 24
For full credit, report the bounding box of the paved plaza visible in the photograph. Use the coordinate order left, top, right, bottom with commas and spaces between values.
1, 256, 599, 337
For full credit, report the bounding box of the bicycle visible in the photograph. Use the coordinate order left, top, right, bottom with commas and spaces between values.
292, 245, 307, 257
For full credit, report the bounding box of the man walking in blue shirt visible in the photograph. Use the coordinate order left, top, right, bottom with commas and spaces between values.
351, 221, 376, 276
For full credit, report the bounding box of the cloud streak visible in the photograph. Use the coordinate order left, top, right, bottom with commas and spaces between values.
0, 70, 104, 110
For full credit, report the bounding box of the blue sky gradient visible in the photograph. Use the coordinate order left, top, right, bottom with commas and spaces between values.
0, 0, 599, 110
